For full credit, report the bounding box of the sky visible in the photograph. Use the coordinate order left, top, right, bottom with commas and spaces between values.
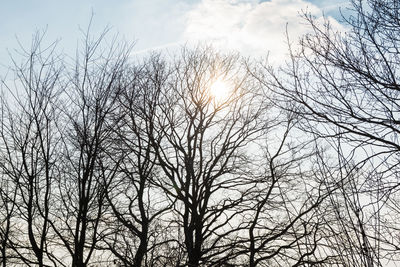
0, 0, 349, 70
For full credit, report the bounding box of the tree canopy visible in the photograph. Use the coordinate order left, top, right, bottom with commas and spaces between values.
1, 0, 400, 266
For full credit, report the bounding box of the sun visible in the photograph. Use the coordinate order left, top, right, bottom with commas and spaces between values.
209, 78, 231, 103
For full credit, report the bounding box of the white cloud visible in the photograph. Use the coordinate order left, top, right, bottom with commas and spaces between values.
182, 0, 342, 62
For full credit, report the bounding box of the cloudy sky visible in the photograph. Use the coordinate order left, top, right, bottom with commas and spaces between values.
0, 0, 348, 68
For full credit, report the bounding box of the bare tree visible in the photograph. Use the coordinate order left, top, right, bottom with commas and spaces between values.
143, 48, 268, 266
47, 29, 133, 267
0, 32, 64, 266
266, 0, 400, 265
101, 55, 173, 267
241, 116, 332, 267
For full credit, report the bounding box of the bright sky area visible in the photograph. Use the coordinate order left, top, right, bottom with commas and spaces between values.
0, 0, 349, 70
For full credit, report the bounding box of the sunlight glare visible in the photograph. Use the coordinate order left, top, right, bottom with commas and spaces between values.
210, 78, 231, 103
